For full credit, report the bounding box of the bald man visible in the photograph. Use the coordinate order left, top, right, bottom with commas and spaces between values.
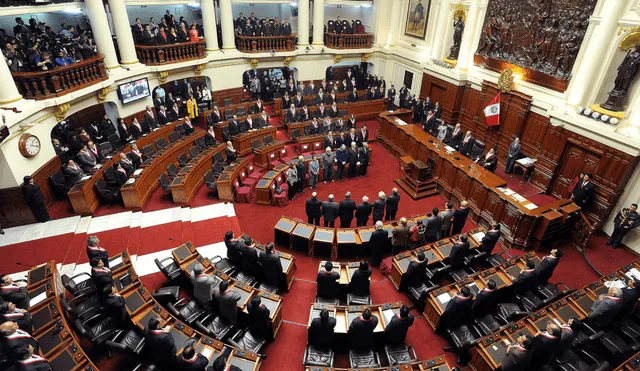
306, 192, 322, 226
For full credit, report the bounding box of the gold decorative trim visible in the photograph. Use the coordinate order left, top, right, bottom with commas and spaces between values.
222, 46, 237, 50
54, 104, 71, 121
205, 48, 220, 52
97, 87, 110, 103
591, 104, 626, 119
120, 60, 139, 65
619, 26, 640, 50
250, 58, 259, 69
498, 69, 514, 93
194, 64, 206, 76
283, 57, 293, 67
0, 95, 23, 104
157, 71, 169, 84
361, 53, 371, 62
334, 55, 343, 64
106, 64, 121, 69
450, 2, 469, 22
443, 57, 458, 67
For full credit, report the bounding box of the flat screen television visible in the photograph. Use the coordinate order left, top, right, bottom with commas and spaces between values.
118, 78, 150, 104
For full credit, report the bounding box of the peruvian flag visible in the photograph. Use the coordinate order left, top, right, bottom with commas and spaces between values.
484, 93, 501, 126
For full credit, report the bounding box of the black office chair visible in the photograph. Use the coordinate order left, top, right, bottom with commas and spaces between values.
292, 128, 302, 139
105, 329, 146, 358
74, 313, 116, 347
212, 162, 225, 178
176, 125, 186, 137
189, 146, 200, 159
195, 137, 207, 151
61, 295, 104, 321
95, 178, 122, 204
61, 272, 97, 297
222, 126, 231, 141
167, 298, 206, 324
554, 349, 610, 371
155, 138, 168, 150
143, 144, 156, 159
349, 349, 381, 368
445, 324, 483, 365
304, 345, 335, 367
99, 142, 113, 157
213, 152, 224, 164
470, 140, 486, 160
263, 135, 274, 145
237, 106, 247, 117
384, 344, 418, 366
224, 109, 233, 120
195, 314, 235, 341
250, 139, 262, 151
204, 171, 218, 199
224, 98, 233, 107
154, 257, 182, 281
109, 134, 123, 150
178, 153, 189, 167
103, 167, 118, 188
166, 163, 178, 179
169, 131, 180, 143
209, 255, 236, 276
50, 171, 71, 199
151, 286, 180, 306
228, 328, 267, 353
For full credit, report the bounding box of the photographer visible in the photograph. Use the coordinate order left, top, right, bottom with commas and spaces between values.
34, 50, 54, 71
3, 42, 27, 72
55, 49, 74, 66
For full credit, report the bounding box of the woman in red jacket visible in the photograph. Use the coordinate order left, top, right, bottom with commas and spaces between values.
189, 24, 199, 42
567, 172, 584, 198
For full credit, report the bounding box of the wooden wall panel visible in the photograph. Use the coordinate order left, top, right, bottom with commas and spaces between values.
420, 74, 465, 124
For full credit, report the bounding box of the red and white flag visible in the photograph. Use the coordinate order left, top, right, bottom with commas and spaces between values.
484, 93, 501, 126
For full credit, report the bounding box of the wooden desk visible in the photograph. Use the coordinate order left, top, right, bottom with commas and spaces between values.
68, 119, 188, 215
198, 100, 259, 129
245, 235, 297, 291
292, 222, 316, 253
378, 110, 575, 249
170, 143, 226, 204
217, 157, 250, 202
27, 261, 53, 289
307, 301, 404, 335
274, 216, 298, 248
121, 131, 205, 209
514, 158, 536, 184
279, 97, 386, 122
255, 164, 289, 205
313, 227, 335, 257
302, 354, 451, 370
232, 126, 277, 156
273, 89, 365, 116
253, 141, 285, 169
212, 113, 262, 140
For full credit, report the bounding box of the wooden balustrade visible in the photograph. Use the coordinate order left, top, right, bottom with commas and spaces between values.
235, 34, 297, 53
135, 40, 206, 66
12, 54, 108, 100
324, 33, 374, 49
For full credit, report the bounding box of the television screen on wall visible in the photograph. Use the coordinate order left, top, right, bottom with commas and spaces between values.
118, 78, 150, 104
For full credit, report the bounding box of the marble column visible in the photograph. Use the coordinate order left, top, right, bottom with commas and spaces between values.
201, 0, 219, 51
430, 0, 451, 59
219, 0, 236, 50
0, 56, 22, 104
107, 0, 138, 64
86, 0, 119, 69
567, 0, 628, 107
297, 0, 310, 47
312, 0, 325, 46
455, 0, 481, 70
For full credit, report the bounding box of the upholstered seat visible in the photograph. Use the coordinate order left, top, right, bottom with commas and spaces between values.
315, 296, 340, 305
447, 324, 480, 350
474, 313, 503, 336
384, 344, 417, 365
233, 271, 257, 286
74, 315, 116, 346
195, 314, 235, 340
106, 329, 145, 356
167, 298, 206, 324
303, 345, 335, 367
348, 349, 381, 368
487, 253, 507, 267
518, 291, 543, 311
498, 303, 526, 321
154, 257, 182, 281
61, 295, 103, 321
347, 294, 372, 306
229, 329, 266, 353
151, 286, 180, 306
450, 268, 470, 282
61, 272, 96, 297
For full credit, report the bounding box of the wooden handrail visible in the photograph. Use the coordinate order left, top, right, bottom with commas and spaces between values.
135, 39, 206, 66
572, 210, 595, 248
235, 34, 297, 53
12, 54, 108, 100
324, 33, 374, 49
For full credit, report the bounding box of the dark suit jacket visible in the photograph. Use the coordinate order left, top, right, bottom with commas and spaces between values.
339, 199, 357, 221
405, 260, 426, 288
386, 194, 400, 214
449, 241, 470, 269
535, 255, 560, 285
572, 180, 595, 206
213, 289, 241, 323
472, 288, 497, 317
317, 270, 340, 299
144, 111, 158, 130
513, 269, 538, 294
448, 129, 463, 148
452, 207, 470, 233
349, 316, 378, 350
373, 199, 386, 220
260, 251, 283, 288
247, 301, 271, 339
129, 123, 143, 139
309, 317, 336, 350
480, 230, 500, 256
439, 295, 473, 330
306, 198, 322, 217
350, 268, 371, 296
459, 137, 474, 156
145, 329, 176, 363
423, 215, 442, 239
370, 229, 388, 265
355, 202, 373, 222
157, 111, 170, 126
229, 120, 240, 136
286, 109, 298, 123
225, 238, 243, 266
502, 346, 533, 371
530, 332, 561, 368
385, 314, 415, 345
588, 296, 623, 328
322, 201, 339, 222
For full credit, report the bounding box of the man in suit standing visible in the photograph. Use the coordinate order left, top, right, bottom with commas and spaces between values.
399, 84, 408, 106
370, 221, 387, 268
317, 262, 340, 300
190, 264, 219, 311
510, 260, 537, 295
224, 231, 243, 267
373, 192, 386, 223
384, 304, 414, 345
571, 173, 595, 207
387, 85, 396, 110
295, 156, 306, 195
391, 217, 410, 255
439, 202, 454, 238
336, 144, 348, 181
210, 106, 222, 123
359, 142, 370, 176
608, 204, 640, 249
347, 142, 360, 178
247, 296, 272, 340
505, 137, 521, 174
101, 114, 116, 138
239, 237, 260, 276
347, 88, 358, 103
449, 234, 470, 269
423, 208, 442, 243
385, 188, 401, 220
471, 279, 498, 317
451, 200, 470, 235
356, 196, 373, 226
437, 286, 473, 333
529, 322, 562, 369
213, 280, 241, 324
322, 147, 335, 183
64, 159, 85, 185
588, 287, 623, 329
306, 192, 322, 226
229, 115, 241, 136
77, 145, 97, 172
157, 106, 170, 126
348, 308, 378, 351
339, 192, 357, 228
474, 148, 498, 172
308, 309, 336, 351
535, 249, 563, 285
479, 223, 501, 257
448, 124, 463, 149
405, 252, 428, 297
322, 194, 339, 227
286, 104, 298, 123
145, 317, 176, 365
459, 131, 474, 157
260, 242, 283, 289
144, 106, 158, 131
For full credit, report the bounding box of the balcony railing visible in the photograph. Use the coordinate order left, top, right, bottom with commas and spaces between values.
13, 54, 108, 100
236, 34, 297, 53
135, 40, 206, 66
324, 33, 374, 49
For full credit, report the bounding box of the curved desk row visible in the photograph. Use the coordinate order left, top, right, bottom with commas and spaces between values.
232, 126, 278, 157
217, 157, 250, 202
238, 234, 297, 291
304, 353, 452, 371
171, 241, 285, 338
282, 115, 349, 139
198, 99, 262, 128
280, 98, 386, 124
307, 301, 405, 334
469, 260, 640, 371
272, 89, 365, 116
377, 110, 576, 249
252, 141, 286, 169
170, 143, 227, 204
67, 118, 191, 215
211, 113, 265, 141
121, 131, 206, 209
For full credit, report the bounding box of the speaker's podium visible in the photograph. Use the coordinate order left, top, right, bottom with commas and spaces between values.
274, 216, 298, 248
336, 229, 358, 259
292, 222, 316, 254
313, 227, 335, 257
395, 156, 438, 199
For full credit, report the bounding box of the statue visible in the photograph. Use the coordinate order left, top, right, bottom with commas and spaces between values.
602, 44, 640, 111
448, 16, 465, 60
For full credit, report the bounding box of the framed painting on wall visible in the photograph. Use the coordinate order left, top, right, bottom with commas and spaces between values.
404, 0, 431, 39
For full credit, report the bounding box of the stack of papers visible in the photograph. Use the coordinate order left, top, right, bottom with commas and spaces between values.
81, 175, 91, 181
445, 146, 455, 152
604, 280, 627, 289
525, 203, 538, 210
394, 119, 407, 126
437, 293, 452, 305
126, 178, 136, 185
500, 188, 515, 196
94, 164, 103, 170
625, 268, 640, 281
512, 193, 527, 203
382, 309, 395, 324
30, 292, 47, 307
517, 157, 537, 166
133, 169, 143, 176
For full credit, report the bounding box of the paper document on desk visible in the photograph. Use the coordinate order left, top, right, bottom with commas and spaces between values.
394, 118, 408, 126
201, 347, 213, 359
30, 292, 47, 307
133, 169, 143, 176
383, 309, 395, 324
110, 256, 123, 267
525, 203, 538, 210
626, 268, 640, 281
501, 188, 515, 196
81, 175, 91, 181
445, 146, 455, 152
512, 193, 527, 202
437, 293, 452, 305
605, 280, 627, 289
94, 164, 103, 170
472, 232, 485, 242
126, 178, 136, 185
517, 157, 537, 166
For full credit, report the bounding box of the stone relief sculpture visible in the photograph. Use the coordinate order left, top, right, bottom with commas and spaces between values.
602, 44, 640, 111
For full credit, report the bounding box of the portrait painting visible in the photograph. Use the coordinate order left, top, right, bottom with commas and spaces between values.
404, 0, 431, 39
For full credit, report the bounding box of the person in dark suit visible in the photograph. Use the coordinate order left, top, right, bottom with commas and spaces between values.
385, 188, 401, 221
77, 145, 97, 172
336, 144, 348, 180
350, 261, 372, 297
529, 322, 562, 369
384, 304, 414, 345
505, 137, 521, 174
373, 192, 386, 223
347, 143, 359, 178
247, 296, 271, 340
423, 110, 437, 133
119, 153, 135, 175
405, 252, 427, 294
210, 106, 222, 123
13, 343, 53, 370
449, 235, 470, 269
308, 308, 336, 351
299, 106, 311, 122
608, 204, 640, 249
86, 236, 108, 267
145, 317, 176, 365
474, 148, 498, 172
535, 249, 563, 285
321, 194, 339, 227
588, 287, 623, 329
224, 231, 243, 267
156, 106, 170, 126
87, 121, 103, 142
205, 126, 216, 146
317, 262, 340, 300
471, 279, 497, 317
225, 141, 237, 164
479, 223, 501, 257
118, 118, 133, 143
0, 275, 30, 309
338, 192, 357, 227
239, 237, 260, 277
391, 217, 410, 255
211, 348, 242, 371
129, 118, 144, 139
144, 106, 158, 131
510, 260, 538, 295
213, 280, 241, 324
64, 159, 85, 186
571, 173, 596, 207
22, 176, 49, 222
423, 208, 442, 243
358, 142, 370, 176
357, 125, 369, 145
368, 221, 386, 268
228, 116, 241, 136
177, 344, 208, 371
502, 334, 534, 371
0, 322, 40, 360
438, 286, 473, 333
621, 278, 640, 317
344, 129, 357, 148
100, 114, 116, 138
183, 116, 195, 135
190, 263, 219, 311
306, 192, 322, 225
349, 308, 378, 351
347, 88, 358, 103
451, 200, 470, 235
90, 257, 112, 293
356, 196, 373, 226
260, 243, 283, 289
102, 285, 127, 328
0, 301, 32, 332
286, 104, 298, 123
448, 124, 463, 149
459, 131, 474, 157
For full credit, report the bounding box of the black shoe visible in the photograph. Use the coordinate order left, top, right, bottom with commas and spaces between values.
606, 241, 612, 246
0, 229, 4, 235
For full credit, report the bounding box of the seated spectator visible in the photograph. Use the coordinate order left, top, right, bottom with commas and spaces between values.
34, 51, 54, 71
